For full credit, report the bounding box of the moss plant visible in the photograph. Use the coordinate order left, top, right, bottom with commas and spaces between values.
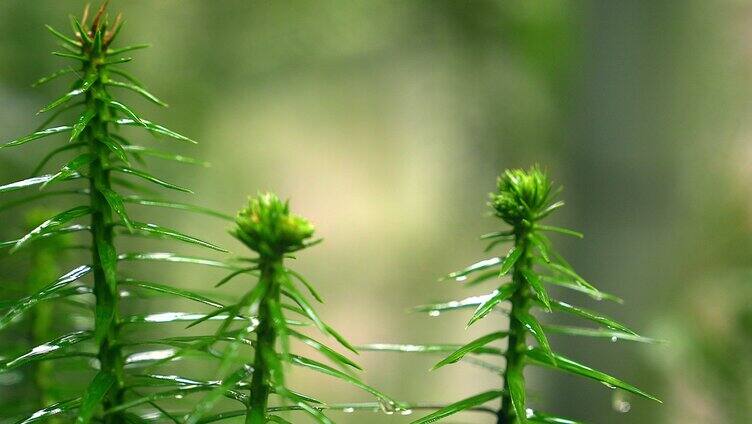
184, 193, 402, 424
0, 4, 230, 423
362, 166, 662, 423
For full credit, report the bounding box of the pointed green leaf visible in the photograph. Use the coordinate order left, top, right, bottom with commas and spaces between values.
117, 221, 227, 252
541, 262, 598, 292
12, 206, 91, 252
357, 343, 503, 355
534, 224, 583, 239
467, 284, 516, 327
527, 410, 583, 424
15, 398, 82, 424
0, 265, 91, 330
444, 257, 500, 281
51, 51, 87, 61
213, 267, 258, 287
106, 79, 167, 106
540, 275, 621, 303
500, 246, 523, 276
0, 189, 85, 213
297, 403, 333, 424
1, 225, 89, 250
432, 331, 507, 370
99, 187, 133, 231
515, 311, 554, 362
70, 16, 91, 44
287, 269, 323, 303
535, 201, 565, 220
529, 232, 551, 262
76, 371, 116, 424
1, 330, 93, 371
288, 354, 396, 406
39, 73, 97, 113
114, 118, 195, 143
42, 153, 95, 189
507, 366, 527, 424
185, 366, 252, 424
525, 347, 661, 402
119, 279, 224, 309
108, 100, 145, 126
110, 167, 192, 193
410, 390, 503, 424
45, 25, 81, 47
107, 44, 150, 56
121, 145, 208, 166
289, 329, 361, 370
108, 68, 144, 88
549, 300, 636, 335
32, 67, 77, 87
98, 136, 130, 165
32, 141, 85, 175
413, 293, 492, 315
70, 108, 96, 141
521, 268, 550, 310
122, 195, 232, 220
117, 252, 241, 269
2, 126, 73, 149
542, 325, 664, 344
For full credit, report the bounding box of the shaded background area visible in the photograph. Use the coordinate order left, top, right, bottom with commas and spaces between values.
1, 1, 751, 422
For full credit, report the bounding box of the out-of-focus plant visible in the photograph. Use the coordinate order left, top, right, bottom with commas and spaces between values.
184, 193, 402, 424
0, 4, 232, 423
362, 166, 661, 423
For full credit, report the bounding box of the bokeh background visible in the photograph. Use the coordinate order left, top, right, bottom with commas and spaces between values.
1, 1, 751, 423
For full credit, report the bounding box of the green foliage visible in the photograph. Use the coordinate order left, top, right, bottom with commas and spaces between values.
364, 166, 661, 423
0, 4, 229, 423
184, 193, 401, 424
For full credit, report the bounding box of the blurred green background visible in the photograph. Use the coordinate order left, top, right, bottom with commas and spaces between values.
1, 1, 751, 423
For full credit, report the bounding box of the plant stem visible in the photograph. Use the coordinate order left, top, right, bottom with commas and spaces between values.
247, 257, 282, 424
87, 69, 125, 423
498, 230, 531, 424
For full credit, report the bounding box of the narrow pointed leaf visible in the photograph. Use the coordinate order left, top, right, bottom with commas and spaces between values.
521, 268, 550, 310
288, 354, 396, 405
15, 398, 82, 424
108, 100, 145, 126
525, 347, 661, 402
42, 153, 95, 189
45, 25, 81, 47
51, 51, 87, 61
444, 257, 500, 281
12, 206, 91, 252
542, 325, 663, 343
549, 300, 636, 334
184, 366, 252, 424
213, 267, 257, 287
39, 73, 97, 113
507, 366, 527, 424
357, 343, 503, 355
432, 331, 507, 370
2, 126, 73, 148
109, 68, 144, 88
541, 262, 598, 292
515, 311, 554, 362
110, 167, 192, 193
97, 136, 130, 164
118, 221, 227, 252
32, 67, 77, 87
410, 390, 503, 424
106, 79, 167, 106
287, 269, 323, 303
297, 403, 333, 424
69, 108, 96, 141
99, 187, 133, 231
114, 118, 195, 143
32, 141, 85, 175
527, 410, 583, 424
122, 145, 209, 166
534, 224, 583, 238
1, 225, 89, 249
76, 371, 116, 424
0, 265, 91, 330
413, 293, 494, 315
1, 330, 93, 371
289, 329, 361, 370
540, 275, 621, 303
117, 252, 241, 269
123, 195, 232, 220
107, 44, 150, 56
467, 284, 516, 326
119, 279, 224, 308
500, 246, 522, 276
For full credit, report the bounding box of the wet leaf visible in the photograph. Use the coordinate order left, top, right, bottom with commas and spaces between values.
184, 366, 252, 424
42, 153, 95, 189
117, 221, 227, 252
540, 275, 621, 303
534, 224, 583, 239
521, 268, 550, 310
32, 67, 77, 87
1, 330, 93, 371
507, 365, 527, 424
432, 332, 507, 370
123, 196, 232, 220
410, 390, 502, 424
114, 119, 195, 143
39, 73, 98, 113
525, 347, 661, 402
514, 310, 554, 362
500, 246, 522, 276
106, 79, 167, 106
119, 279, 224, 308
444, 257, 500, 281
289, 329, 361, 370
527, 409, 583, 424
357, 343, 503, 356
110, 167, 192, 193
117, 252, 241, 269
121, 145, 209, 166
549, 300, 636, 335
12, 206, 92, 252
1, 126, 73, 149
45, 25, 81, 47
69, 108, 96, 141
467, 284, 516, 327
107, 44, 150, 56
76, 371, 116, 424
542, 325, 663, 344
15, 398, 82, 424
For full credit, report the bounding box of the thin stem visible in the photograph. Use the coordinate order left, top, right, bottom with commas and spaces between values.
498, 230, 531, 424
87, 63, 125, 423
246, 257, 282, 424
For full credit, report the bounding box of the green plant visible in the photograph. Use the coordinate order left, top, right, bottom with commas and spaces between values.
184, 193, 402, 424
362, 166, 661, 423
0, 4, 232, 423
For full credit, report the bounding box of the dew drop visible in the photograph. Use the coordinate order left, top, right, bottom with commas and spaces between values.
610, 336, 618, 343
455, 275, 468, 282
428, 310, 441, 317
174, 394, 184, 399
525, 408, 534, 418
342, 407, 355, 413
400, 409, 413, 416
